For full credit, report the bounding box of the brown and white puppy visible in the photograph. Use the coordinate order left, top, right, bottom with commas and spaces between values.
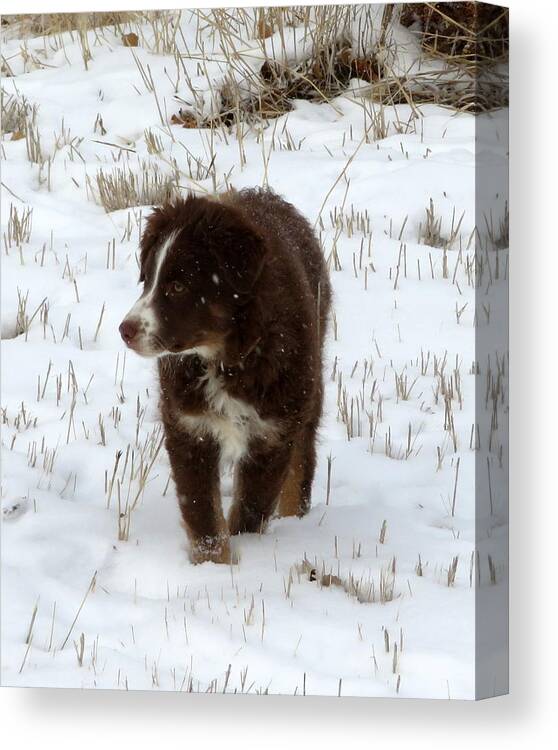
120, 188, 331, 564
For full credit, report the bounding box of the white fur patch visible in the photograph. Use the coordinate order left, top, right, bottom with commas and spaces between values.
180, 364, 278, 464
122, 230, 178, 355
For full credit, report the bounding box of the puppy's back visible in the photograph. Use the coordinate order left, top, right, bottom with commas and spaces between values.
223, 188, 330, 312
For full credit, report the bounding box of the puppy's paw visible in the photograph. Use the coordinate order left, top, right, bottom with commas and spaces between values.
228, 507, 267, 536
189, 533, 234, 565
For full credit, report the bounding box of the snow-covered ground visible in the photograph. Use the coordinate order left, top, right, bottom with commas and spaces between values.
1, 8, 508, 698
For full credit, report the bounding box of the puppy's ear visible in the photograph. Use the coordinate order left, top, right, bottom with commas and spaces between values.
139, 207, 170, 281
207, 209, 267, 296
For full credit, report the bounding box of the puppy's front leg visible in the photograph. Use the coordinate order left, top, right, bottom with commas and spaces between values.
229, 442, 291, 535
165, 427, 230, 564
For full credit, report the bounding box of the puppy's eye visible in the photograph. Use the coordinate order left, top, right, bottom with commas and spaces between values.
169, 280, 185, 295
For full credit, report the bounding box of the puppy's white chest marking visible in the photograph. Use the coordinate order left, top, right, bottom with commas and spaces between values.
179, 365, 276, 464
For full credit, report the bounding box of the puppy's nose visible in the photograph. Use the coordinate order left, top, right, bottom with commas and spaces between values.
119, 319, 138, 345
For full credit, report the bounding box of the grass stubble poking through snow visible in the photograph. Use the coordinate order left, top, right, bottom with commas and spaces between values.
0, 7, 508, 698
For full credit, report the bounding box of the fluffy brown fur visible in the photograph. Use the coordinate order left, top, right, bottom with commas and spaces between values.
120, 188, 331, 563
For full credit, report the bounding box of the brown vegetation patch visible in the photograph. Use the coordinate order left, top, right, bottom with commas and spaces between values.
400, 2, 509, 66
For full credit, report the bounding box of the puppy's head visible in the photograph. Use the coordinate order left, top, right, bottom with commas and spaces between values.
119, 196, 265, 359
